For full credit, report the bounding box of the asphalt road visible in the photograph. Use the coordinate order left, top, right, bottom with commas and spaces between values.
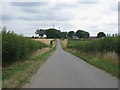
23, 39, 118, 88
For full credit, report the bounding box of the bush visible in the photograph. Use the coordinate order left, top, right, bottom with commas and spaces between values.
2, 30, 48, 67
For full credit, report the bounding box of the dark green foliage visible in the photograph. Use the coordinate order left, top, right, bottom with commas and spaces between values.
2, 30, 48, 67
61, 32, 68, 38
97, 32, 106, 38
76, 30, 90, 38
35, 28, 91, 39
68, 31, 74, 38
45, 28, 61, 38
35, 28, 68, 39
35, 29, 45, 37
67, 36, 119, 53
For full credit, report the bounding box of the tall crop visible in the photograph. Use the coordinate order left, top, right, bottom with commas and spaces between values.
2, 30, 48, 67
67, 36, 119, 54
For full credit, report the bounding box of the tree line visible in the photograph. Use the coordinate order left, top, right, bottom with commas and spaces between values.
34, 28, 107, 39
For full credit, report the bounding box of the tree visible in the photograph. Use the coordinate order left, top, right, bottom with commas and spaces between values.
35, 29, 45, 38
45, 28, 61, 38
97, 32, 106, 38
61, 32, 67, 38
76, 30, 90, 38
76, 30, 83, 38
83, 32, 90, 38
68, 31, 74, 38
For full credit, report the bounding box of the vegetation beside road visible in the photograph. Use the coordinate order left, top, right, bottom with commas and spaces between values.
2, 45, 56, 88
61, 36, 119, 78
2, 28, 57, 88
61, 39, 68, 50
2, 29, 49, 67
67, 36, 119, 53
2, 41, 56, 88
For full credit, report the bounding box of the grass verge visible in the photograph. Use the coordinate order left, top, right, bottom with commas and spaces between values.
61, 39, 119, 78
60, 39, 67, 50
2, 41, 56, 88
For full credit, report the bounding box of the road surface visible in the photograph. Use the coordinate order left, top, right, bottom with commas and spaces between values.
23, 39, 118, 88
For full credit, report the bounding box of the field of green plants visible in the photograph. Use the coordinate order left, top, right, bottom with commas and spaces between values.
67, 36, 119, 53
66, 36, 120, 78
2, 30, 49, 67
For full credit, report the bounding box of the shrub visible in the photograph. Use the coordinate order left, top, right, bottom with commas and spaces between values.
2, 30, 48, 67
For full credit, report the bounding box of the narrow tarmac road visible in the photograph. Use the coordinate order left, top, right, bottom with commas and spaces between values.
23, 39, 118, 88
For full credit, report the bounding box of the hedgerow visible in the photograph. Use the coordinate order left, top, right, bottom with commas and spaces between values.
2, 30, 48, 67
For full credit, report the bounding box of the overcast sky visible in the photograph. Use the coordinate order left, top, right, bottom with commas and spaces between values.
1, 0, 119, 36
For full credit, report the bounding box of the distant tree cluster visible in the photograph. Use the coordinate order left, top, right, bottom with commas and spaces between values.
35, 28, 107, 39
45, 28, 61, 38
97, 32, 106, 38
76, 30, 90, 38
68, 31, 74, 38
35, 28, 67, 39
67, 30, 90, 38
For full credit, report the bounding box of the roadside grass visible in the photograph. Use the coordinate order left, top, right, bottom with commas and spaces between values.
61, 39, 119, 78
60, 39, 68, 50
2, 41, 56, 88
67, 49, 119, 78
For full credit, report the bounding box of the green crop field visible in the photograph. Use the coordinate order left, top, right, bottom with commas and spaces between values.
67, 36, 119, 53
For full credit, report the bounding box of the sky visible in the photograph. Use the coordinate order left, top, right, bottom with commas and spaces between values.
1, 0, 119, 36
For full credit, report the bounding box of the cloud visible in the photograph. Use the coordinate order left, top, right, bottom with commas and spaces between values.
9, 2, 73, 21
2, 0, 118, 36
14, 11, 73, 21
22, 9, 38, 13
77, 0, 101, 4
78, 1, 98, 4
2, 14, 15, 21
11, 2, 46, 7
0, 3, 2, 27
